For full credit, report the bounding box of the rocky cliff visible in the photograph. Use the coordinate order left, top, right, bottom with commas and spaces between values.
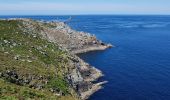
0, 18, 111, 100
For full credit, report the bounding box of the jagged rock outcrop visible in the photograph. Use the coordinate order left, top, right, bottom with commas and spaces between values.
19, 19, 112, 54
0, 18, 112, 100
19, 18, 112, 99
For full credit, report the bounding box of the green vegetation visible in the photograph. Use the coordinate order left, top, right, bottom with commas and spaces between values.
0, 78, 47, 99
0, 20, 77, 100
46, 77, 69, 95
0, 79, 76, 100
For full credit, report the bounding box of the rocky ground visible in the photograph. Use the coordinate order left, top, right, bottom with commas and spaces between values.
0, 18, 112, 100
20, 19, 112, 54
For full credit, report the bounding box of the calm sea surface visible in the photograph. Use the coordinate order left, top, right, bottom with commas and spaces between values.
1, 15, 170, 100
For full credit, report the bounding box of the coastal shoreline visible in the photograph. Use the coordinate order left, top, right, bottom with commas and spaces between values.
22, 18, 113, 100
80, 81, 108, 100
1, 18, 113, 100
72, 44, 113, 54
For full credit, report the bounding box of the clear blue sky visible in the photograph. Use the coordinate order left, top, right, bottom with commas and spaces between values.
0, 0, 170, 15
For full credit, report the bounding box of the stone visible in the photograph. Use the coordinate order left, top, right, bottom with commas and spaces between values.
33, 35, 37, 38
12, 43, 17, 46
92, 41, 97, 44
101, 42, 105, 46
4, 40, 8, 44
27, 60, 32, 63
14, 55, 20, 60
0, 72, 2, 77
76, 82, 92, 93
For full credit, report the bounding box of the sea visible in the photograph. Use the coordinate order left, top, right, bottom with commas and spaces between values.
1, 15, 170, 100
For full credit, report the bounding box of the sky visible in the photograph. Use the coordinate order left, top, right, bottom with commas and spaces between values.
0, 0, 170, 15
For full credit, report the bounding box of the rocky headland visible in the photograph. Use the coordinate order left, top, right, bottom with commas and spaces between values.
21, 19, 112, 54
0, 18, 112, 100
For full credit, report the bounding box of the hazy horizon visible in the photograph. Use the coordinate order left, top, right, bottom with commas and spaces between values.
0, 0, 170, 15
1, 14, 170, 16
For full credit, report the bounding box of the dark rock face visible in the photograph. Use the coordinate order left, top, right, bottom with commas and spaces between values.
65, 54, 103, 99
80, 70, 91, 77
0, 70, 47, 90
76, 82, 93, 93
1, 70, 26, 85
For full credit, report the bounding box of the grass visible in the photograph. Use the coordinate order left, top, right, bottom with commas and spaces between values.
0, 20, 78, 99
0, 79, 76, 100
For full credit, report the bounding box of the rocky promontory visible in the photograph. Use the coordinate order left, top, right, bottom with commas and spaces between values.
21, 19, 112, 54
0, 18, 112, 100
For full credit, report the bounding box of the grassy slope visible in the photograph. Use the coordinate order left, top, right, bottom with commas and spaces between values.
0, 20, 77, 100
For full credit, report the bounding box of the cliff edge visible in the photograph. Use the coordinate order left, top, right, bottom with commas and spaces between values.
0, 18, 112, 100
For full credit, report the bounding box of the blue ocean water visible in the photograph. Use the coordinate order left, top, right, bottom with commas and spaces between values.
1, 15, 170, 100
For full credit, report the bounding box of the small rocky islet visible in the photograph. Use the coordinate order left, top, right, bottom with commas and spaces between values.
0, 18, 112, 100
